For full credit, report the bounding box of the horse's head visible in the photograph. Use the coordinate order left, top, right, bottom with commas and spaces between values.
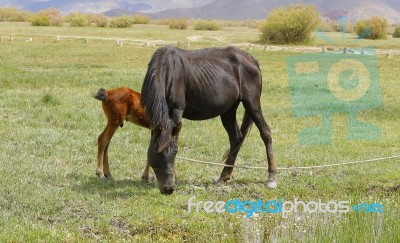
147, 121, 182, 194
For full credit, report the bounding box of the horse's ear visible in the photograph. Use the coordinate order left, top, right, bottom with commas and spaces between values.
172, 122, 182, 136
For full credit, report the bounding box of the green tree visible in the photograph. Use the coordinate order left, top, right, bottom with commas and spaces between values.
88, 14, 109, 27
356, 16, 387, 40
260, 5, 320, 44
168, 18, 188, 30
0, 7, 31, 22
67, 13, 89, 27
30, 8, 63, 26
39, 8, 63, 26
132, 14, 150, 24
194, 20, 219, 31
30, 14, 50, 26
109, 16, 132, 28
392, 25, 400, 38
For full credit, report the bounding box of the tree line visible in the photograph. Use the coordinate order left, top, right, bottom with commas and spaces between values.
0, 7, 150, 28
1, 6, 399, 43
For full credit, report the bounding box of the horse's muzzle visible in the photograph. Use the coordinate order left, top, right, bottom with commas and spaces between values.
161, 184, 175, 195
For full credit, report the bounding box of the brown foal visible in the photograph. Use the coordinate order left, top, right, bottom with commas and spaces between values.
94, 87, 150, 180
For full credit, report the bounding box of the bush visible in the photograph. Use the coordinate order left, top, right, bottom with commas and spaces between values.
249, 20, 264, 29
109, 16, 132, 28
318, 20, 336, 32
0, 7, 31, 22
38, 8, 63, 26
392, 25, 400, 38
260, 4, 320, 44
194, 20, 220, 31
88, 14, 109, 27
356, 16, 387, 40
169, 18, 187, 30
67, 13, 89, 27
30, 14, 50, 26
132, 14, 150, 24
317, 19, 355, 33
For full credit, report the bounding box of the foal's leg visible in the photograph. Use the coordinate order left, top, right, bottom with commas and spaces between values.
141, 161, 150, 181
103, 143, 113, 179
97, 124, 118, 179
242, 100, 277, 188
218, 104, 243, 182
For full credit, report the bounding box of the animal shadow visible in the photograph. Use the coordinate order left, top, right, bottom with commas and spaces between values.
71, 174, 156, 199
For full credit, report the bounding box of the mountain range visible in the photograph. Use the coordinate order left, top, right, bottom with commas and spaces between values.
2, 0, 400, 23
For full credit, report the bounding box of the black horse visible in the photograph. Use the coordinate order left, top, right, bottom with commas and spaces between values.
140, 46, 276, 194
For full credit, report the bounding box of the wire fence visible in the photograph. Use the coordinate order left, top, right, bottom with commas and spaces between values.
176, 154, 400, 170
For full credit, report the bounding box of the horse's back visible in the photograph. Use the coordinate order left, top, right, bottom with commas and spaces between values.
142, 46, 262, 121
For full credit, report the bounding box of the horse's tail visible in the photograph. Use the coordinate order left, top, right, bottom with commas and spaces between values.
94, 88, 108, 101
223, 110, 253, 160
240, 110, 254, 141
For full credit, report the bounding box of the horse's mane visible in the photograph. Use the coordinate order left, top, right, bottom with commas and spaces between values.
140, 48, 171, 151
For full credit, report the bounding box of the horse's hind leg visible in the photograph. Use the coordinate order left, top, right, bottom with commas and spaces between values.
97, 124, 118, 179
218, 104, 243, 182
242, 100, 277, 188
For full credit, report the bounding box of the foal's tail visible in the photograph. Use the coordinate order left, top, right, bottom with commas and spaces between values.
223, 110, 253, 160
94, 88, 108, 101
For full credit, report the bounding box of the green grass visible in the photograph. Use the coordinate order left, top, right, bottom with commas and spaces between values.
0, 22, 399, 242
312, 31, 400, 49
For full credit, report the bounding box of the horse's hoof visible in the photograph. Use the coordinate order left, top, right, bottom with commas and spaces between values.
215, 176, 230, 184
141, 175, 149, 182
267, 180, 277, 188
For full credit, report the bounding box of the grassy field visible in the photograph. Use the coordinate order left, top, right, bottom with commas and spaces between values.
0, 22, 399, 242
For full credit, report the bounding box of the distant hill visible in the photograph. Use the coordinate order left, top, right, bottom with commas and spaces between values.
147, 0, 276, 20
145, 0, 400, 23
2, 0, 400, 23
2, 0, 213, 14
